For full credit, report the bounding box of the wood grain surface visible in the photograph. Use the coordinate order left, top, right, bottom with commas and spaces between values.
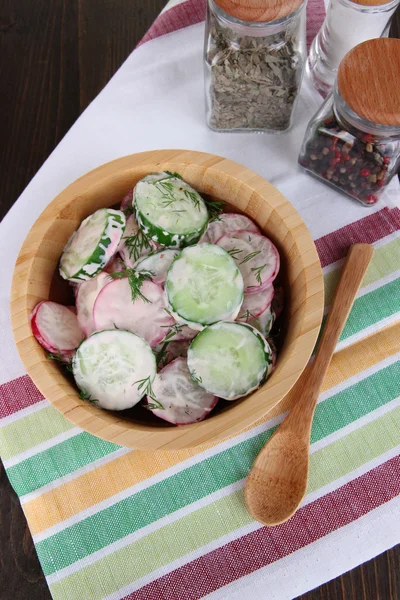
0, 0, 398, 598
337, 38, 400, 126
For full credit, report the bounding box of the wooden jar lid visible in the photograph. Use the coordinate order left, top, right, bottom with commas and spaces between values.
337, 38, 400, 127
350, 0, 394, 5
213, 0, 304, 22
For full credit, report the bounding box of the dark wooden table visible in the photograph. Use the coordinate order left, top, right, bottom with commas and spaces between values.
0, 1, 399, 598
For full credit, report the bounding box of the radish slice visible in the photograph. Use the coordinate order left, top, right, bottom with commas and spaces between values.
31, 301, 84, 357
120, 189, 134, 213
252, 305, 275, 338
153, 339, 191, 370
134, 249, 179, 286
236, 285, 274, 323
93, 279, 174, 347
148, 358, 218, 425
216, 230, 279, 293
118, 214, 157, 268
76, 272, 110, 336
199, 213, 260, 244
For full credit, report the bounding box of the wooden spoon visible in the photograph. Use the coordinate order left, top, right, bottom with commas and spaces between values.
245, 243, 374, 526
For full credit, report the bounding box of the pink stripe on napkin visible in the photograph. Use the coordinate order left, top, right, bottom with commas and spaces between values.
140, 0, 326, 50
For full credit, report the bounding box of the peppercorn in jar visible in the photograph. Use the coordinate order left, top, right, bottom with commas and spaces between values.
299, 38, 400, 206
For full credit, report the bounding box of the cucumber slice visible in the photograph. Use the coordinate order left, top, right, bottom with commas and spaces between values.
60, 209, 126, 282
134, 249, 179, 285
199, 213, 260, 244
73, 329, 156, 411
165, 244, 244, 329
187, 322, 272, 400
148, 358, 218, 425
134, 172, 209, 247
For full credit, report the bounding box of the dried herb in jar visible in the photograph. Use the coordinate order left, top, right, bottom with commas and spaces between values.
299, 115, 394, 206
205, 10, 304, 132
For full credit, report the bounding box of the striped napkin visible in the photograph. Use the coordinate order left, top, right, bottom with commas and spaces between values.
1, 1, 399, 599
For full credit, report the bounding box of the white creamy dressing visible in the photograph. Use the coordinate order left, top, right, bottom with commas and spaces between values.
135, 176, 208, 235
165, 244, 244, 328
187, 322, 271, 400
151, 358, 217, 424
73, 330, 156, 411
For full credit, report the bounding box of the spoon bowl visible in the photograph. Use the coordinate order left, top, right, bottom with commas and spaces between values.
245, 244, 374, 526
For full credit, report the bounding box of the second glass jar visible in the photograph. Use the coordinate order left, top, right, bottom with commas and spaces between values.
298, 84, 400, 206
204, 0, 307, 133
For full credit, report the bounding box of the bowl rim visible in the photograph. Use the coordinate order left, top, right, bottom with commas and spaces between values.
10, 149, 324, 450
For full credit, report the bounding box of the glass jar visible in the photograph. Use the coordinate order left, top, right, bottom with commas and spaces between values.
308, 0, 399, 97
299, 39, 400, 206
298, 89, 400, 205
204, 0, 307, 132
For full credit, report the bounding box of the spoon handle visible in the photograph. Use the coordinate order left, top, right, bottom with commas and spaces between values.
310, 243, 374, 393
286, 243, 374, 437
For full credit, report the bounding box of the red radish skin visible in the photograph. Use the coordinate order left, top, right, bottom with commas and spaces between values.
236, 285, 274, 323
217, 230, 280, 293
147, 358, 218, 425
30, 301, 84, 357
120, 189, 134, 212
93, 278, 174, 347
199, 213, 260, 244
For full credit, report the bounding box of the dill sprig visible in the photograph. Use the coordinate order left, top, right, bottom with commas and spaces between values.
227, 247, 243, 259
163, 171, 183, 180
240, 309, 255, 323
109, 268, 153, 303
183, 188, 201, 210
250, 264, 266, 285
123, 229, 153, 262
136, 375, 164, 410
190, 370, 203, 386
79, 389, 98, 405
160, 308, 185, 342
155, 341, 170, 368
240, 250, 261, 264
48, 350, 73, 373
155, 180, 177, 207
204, 199, 225, 222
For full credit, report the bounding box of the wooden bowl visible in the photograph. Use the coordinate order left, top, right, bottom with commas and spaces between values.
10, 150, 324, 450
